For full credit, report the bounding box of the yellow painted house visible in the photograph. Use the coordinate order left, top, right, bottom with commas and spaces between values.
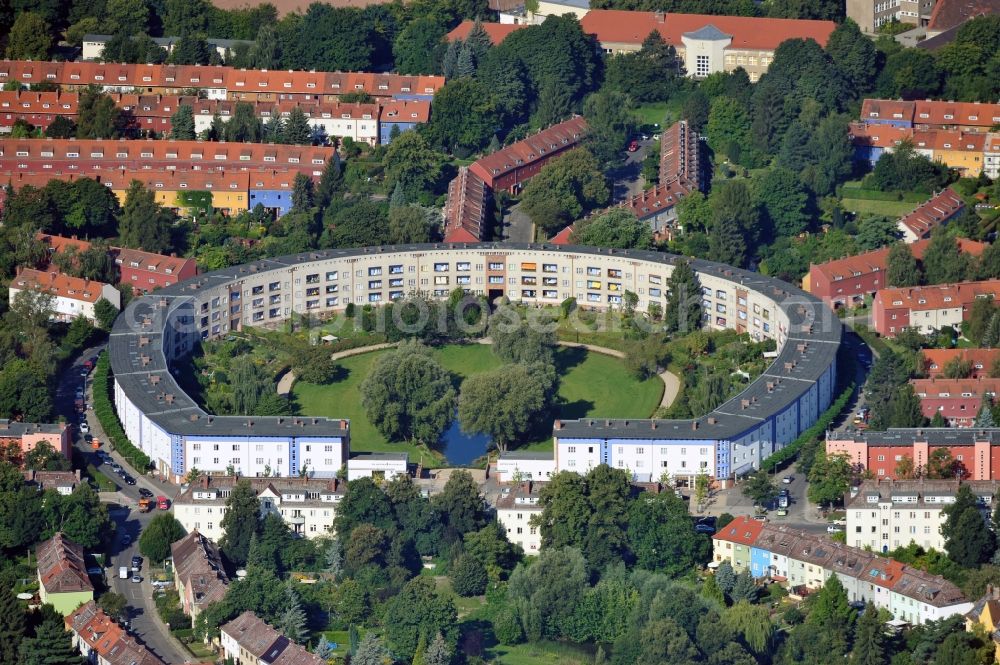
103, 171, 251, 217
913, 129, 987, 177
965, 590, 1000, 662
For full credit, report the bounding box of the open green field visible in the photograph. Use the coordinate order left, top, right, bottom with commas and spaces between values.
292, 344, 662, 465
634, 101, 679, 129
840, 197, 918, 217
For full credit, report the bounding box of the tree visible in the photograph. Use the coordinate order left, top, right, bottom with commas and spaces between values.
93, 298, 119, 331
432, 470, 487, 543
458, 363, 553, 452
571, 209, 652, 249
291, 174, 314, 212
887, 243, 921, 287
313, 635, 335, 660
463, 522, 521, 581
77, 88, 125, 140
826, 19, 878, 93
104, 0, 150, 35
923, 229, 972, 285
424, 632, 451, 665
521, 148, 610, 233
807, 452, 853, 507
753, 167, 811, 237
583, 90, 637, 168
97, 592, 128, 621
0, 586, 26, 665
729, 570, 758, 603
382, 577, 457, 662
707, 97, 758, 167
224, 102, 263, 143
709, 181, 758, 268
664, 259, 703, 336
139, 512, 185, 564
488, 306, 556, 365
0, 360, 53, 425
802, 114, 854, 196
229, 356, 273, 415
220, 479, 261, 567
889, 384, 926, 428
170, 104, 196, 140
424, 77, 501, 153
23, 441, 70, 472
353, 634, 390, 665
383, 131, 446, 200
393, 17, 447, 75
316, 156, 343, 209
941, 484, 994, 566
360, 340, 455, 444
508, 546, 589, 641
450, 553, 488, 597
851, 603, 886, 665
723, 601, 773, 654
741, 470, 778, 508
118, 181, 175, 254
18, 604, 82, 665
45, 116, 76, 139
627, 490, 711, 576
277, 581, 308, 644
388, 206, 439, 245
6, 13, 52, 60
281, 107, 311, 145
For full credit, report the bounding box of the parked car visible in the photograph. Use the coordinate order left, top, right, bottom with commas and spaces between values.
122, 534, 132, 546
84, 434, 93, 442
627, 140, 640, 152
79, 423, 90, 434
694, 523, 716, 534
131, 573, 141, 584
118, 566, 129, 580
138, 488, 154, 499
776, 508, 788, 516
781, 476, 793, 484
123, 475, 136, 486
131, 556, 142, 570
827, 525, 843, 534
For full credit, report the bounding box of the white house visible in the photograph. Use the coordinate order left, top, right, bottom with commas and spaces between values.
9, 268, 120, 324
496, 482, 544, 555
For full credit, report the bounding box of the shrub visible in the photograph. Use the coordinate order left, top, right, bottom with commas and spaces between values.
93, 352, 152, 471
492, 606, 523, 645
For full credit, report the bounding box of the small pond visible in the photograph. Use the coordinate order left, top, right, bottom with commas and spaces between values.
439, 416, 492, 466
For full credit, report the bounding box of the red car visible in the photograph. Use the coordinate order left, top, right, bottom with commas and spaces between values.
627, 140, 640, 152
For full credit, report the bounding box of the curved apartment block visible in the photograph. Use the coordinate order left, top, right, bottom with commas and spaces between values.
108, 243, 841, 484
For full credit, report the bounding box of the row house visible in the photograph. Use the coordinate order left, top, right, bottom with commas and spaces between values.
860, 99, 1000, 133
36, 232, 198, 294
66, 602, 164, 665
803, 238, 986, 309
0, 60, 444, 101
9, 267, 120, 323
826, 427, 1000, 481
496, 481, 544, 555
845, 479, 1000, 553
220, 611, 323, 665
0, 90, 428, 145
579, 10, 835, 81
443, 116, 588, 240
0, 138, 334, 176
921, 349, 1000, 379
713, 516, 972, 624
173, 475, 346, 542
910, 377, 1000, 427
897, 188, 966, 242
849, 120, 995, 177
170, 531, 229, 624
36, 533, 93, 616
0, 418, 71, 461
871, 279, 1000, 337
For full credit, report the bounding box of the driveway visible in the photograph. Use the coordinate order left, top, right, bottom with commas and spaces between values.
501, 204, 534, 243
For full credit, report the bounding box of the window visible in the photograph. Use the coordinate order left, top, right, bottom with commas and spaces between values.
695, 55, 710, 77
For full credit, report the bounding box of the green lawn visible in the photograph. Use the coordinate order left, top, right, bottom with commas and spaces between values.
292, 344, 662, 465
633, 101, 675, 130
840, 197, 918, 217
488, 641, 595, 665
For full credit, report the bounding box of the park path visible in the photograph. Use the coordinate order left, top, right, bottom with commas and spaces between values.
556, 341, 680, 410
277, 339, 681, 411
276, 342, 398, 395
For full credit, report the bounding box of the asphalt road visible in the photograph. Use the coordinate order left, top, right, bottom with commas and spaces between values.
56, 342, 188, 665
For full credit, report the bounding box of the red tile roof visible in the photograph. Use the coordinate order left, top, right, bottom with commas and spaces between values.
712, 515, 765, 546
443, 227, 480, 243
848, 121, 914, 148
36, 532, 92, 594
898, 188, 965, 239
469, 116, 588, 186
113, 247, 196, 278
65, 602, 164, 665
921, 349, 1000, 377
446, 20, 529, 44
378, 99, 431, 124
579, 10, 836, 50
808, 237, 985, 285
13, 268, 112, 304
860, 557, 906, 590
550, 225, 575, 245
37, 231, 93, 255
913, 100, 1000, 129
443, 167, 489, 241
876, 279, 1000, 312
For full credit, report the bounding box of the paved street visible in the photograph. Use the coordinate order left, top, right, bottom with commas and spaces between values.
501, 204, 534, 243
55, 343, 188, 665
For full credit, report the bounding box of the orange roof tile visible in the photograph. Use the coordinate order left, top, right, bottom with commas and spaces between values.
913, 100, 1000, 128
898, 188, 965, 239
876, 279, 1000, 312
920, 349, 1000, 377
378, 99, 431, 124
446, 20, 529, 44
712, 515, 765, 546
13, 268, 112, 303
848, 121, 914, 148
469, 116, 588, 185
579, 10, 836, 50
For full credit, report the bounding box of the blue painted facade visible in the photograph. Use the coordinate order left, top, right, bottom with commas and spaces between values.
249, 189, 294, 217
171, 436, 184, 475
379, 121, 420, 145
864, 118, 912, 129
853, 145, 885, 166
750, 546, 772, 579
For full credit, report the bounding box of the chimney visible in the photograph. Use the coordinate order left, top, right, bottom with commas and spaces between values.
692, 421, 698, 431
555, 420, 562, 430
202, 474, 209, 488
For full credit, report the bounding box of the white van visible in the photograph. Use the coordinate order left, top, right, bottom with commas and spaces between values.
119, 566, 129, 580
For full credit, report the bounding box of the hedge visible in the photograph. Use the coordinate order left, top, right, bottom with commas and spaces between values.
93, 351, 152, 471
760, 379, 856, 475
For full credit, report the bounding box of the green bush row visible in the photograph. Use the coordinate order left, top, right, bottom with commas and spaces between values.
92, 352, 152, 472
761, 380, 857, 474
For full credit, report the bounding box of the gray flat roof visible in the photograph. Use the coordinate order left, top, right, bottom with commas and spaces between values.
830, 427, 1000, 446
111, 243, 840, 443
